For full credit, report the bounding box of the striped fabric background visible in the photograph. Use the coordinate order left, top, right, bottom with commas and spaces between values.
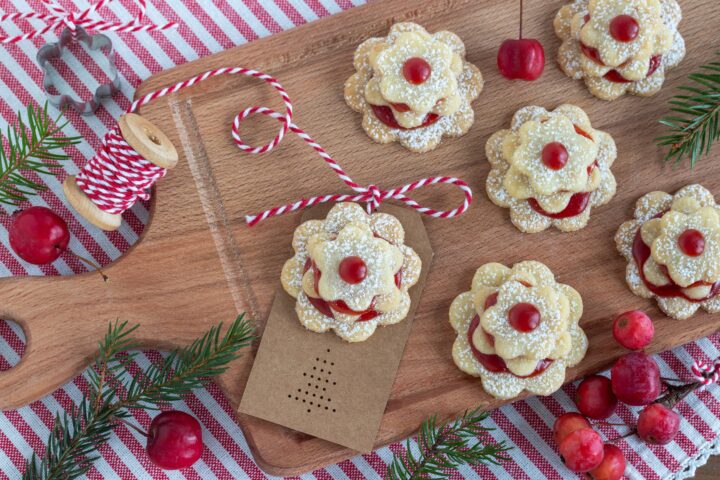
0, 1, 718, 478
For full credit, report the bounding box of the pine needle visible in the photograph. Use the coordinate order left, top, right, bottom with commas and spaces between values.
0, 102, 81, 206
386, 408, 512, 480
657, 51, 720, 167
22, 314, 255, 480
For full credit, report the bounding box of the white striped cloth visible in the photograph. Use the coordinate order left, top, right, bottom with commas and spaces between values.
0, 1, 718, 479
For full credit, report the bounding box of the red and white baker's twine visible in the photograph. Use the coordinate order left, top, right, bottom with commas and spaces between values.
75, 66, 473, 225
0, 0, 176, 44
691, 358, 720, 387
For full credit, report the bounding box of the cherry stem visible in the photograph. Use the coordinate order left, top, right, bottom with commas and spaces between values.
69, 251, 109, 282
519, 0, 524, 39
606, 431, 635, 443
594, 421, 630, 428
660, 376, 683, 384
657, 380, 702, 410
116, 418, 147, 437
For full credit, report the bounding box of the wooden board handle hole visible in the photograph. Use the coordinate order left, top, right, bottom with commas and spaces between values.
0, 319, 26, 372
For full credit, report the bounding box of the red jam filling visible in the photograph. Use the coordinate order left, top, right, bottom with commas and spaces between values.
542, 142, 569, 170
302, 257, 403, 321
370, 104, 440, 130
580, 41, 662, 83
631, 226, 720, 302
528, 192, 592, 219
678, 229, 705, 257
508, 303, 541, 332
402, 57, 432, 85
602, 55, 661, 83
574, 124, 594, 141
338, 256, 367, 284
527, 125, 597, 220
579, 14, 661, 83
390, 102, 412, 113
467, 315, 552, 377
609, 15, 640, 42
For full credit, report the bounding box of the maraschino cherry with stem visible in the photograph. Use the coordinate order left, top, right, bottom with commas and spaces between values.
9, 205, 108, 281
497, 0, 545, 80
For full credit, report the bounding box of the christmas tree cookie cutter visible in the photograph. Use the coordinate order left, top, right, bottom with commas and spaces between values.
37, 26, 120, 115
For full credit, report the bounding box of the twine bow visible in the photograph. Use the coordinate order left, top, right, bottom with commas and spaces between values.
691, 358, 720, 388
75, 67, 472, 223
0, 0, 176, 44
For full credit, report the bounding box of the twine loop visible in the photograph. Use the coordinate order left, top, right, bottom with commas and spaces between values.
691, 358, 720, 387
0, 0, 176, 44
74, 66, 472, 225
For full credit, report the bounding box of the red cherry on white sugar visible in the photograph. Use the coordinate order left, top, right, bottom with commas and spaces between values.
9, 206, 69, 265
558, 427, 604, 473
637, 403, 680, 445
576, 375, 618, 419
146, 411, 203, 470
497, 39, 545, 80
612, 310, 654, 350
589, 444, 626, 480
611, 352, 660, 406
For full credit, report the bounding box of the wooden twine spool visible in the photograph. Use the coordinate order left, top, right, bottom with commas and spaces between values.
63, 113, 178, 231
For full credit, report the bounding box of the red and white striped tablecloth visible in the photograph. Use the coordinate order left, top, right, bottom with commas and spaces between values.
0, 1, 718, 479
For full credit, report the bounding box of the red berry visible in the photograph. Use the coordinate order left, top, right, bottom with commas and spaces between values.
402, 57, 431, 85
609, 15, 640, 42
9, 206, 69, 265
553, 412, 591, 445
508, 302, 541, 332
542, 142, 569, 170
613, 310, 654, 350
576, 375, 618, 419
589, 444, 626, 480
678, 229, 705, 257
558, 428, 605, 473
497, 39, 545, 81
338, 256, 367, 284
637, 403, 680, 445
611, 352, 661, 406
146, 411, 203, 470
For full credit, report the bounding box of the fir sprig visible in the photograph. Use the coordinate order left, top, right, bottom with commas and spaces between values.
657, 51, 720, 167
386, 408, 511, 480
23, 314, 255, 480
0, 102, 81, 205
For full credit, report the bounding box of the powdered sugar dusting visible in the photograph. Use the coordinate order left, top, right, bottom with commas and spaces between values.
449, 261, 588, 400
485, 105, 617, 233
281, 202, 422, 342
344, 22, 483, 153
554, 0, 685, 100
615, 185, 720, 320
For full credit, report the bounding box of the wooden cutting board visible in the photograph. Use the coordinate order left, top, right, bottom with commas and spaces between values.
1, 0, 719, 476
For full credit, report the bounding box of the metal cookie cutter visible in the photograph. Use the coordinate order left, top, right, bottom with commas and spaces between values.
37, 26, 120, 115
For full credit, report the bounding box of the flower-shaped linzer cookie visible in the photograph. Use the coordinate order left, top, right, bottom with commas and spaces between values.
450, 261, 588, 400
486, 105, 617, 233
281, 203, 422, 342
345, 22, 483, 152
616, 185, 720, 320
554, 0, 685, 100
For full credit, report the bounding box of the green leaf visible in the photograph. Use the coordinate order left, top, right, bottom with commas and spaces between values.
385, 408, 512, 479
657, 52, 720, 167
23, 314, 255, 479
0, 102, 81, 206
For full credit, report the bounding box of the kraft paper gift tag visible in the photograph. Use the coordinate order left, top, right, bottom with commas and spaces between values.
239, 204, 433, 452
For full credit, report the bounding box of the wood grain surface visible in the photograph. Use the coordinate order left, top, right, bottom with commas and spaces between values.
1, 0, 719, 476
